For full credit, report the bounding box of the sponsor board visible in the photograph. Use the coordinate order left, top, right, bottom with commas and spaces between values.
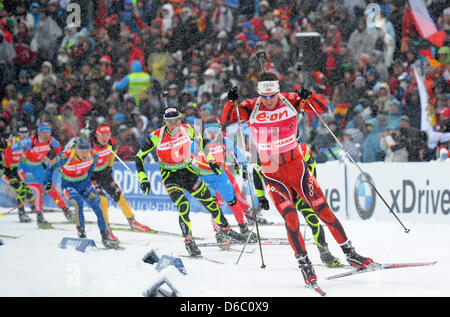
1, 160, 448, 224
316, 161, 347, 216
346, 162, 450, 223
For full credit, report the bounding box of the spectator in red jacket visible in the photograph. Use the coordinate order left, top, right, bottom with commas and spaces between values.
63, 88, 92, 130
125, 35, 145, 69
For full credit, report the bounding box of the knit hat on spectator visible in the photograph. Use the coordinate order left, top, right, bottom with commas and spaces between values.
367, 69, 377, 77
204, 69, 216, 77
113, 113, 125, 123
201, 104, 213, 113
359, 53, 370, 65
19, 70, 28, 78
355, 76, 366, 85
400, 115, 410, 123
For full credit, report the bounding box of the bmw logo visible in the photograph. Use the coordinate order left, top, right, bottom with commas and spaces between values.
354, 173, 376, 220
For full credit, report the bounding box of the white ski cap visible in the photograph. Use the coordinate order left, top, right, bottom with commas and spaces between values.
257, 80, 280, 95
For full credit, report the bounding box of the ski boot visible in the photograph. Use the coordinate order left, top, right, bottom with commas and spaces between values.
216, 225, 247, 244
36, 212, 51, 229
107, 225, 119, 241
297, 254, 317, 285
318, 244, 342, 267
215, 230, 231, 250
77, 226, 86, 238
244, 210, 270, 225
127, 216, 150, 232
184, 235, 201, 257
101, 230, 120, 249
62, 206, 75, 223
18, 207, 31, 223
341, 240, 374, 269
238, 223, 258, 243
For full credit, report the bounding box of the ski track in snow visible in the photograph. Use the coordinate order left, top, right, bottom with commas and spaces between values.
0, 207, 447, 297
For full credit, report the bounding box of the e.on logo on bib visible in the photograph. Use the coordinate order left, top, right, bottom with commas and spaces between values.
256, 109, 289, 123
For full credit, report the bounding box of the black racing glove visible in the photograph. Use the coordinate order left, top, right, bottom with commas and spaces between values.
140, 179, 151, 195
44, 183, 52, 193
242, 168, 247, 181
138, 171, 151, 195
297, 87, 312, 100
209, 161, 221, 175
227, 86, 238, 102
258, 196, 270, 210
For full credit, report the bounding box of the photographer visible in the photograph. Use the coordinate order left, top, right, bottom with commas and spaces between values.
380, 125, 408, 162
397, 116, 432, 162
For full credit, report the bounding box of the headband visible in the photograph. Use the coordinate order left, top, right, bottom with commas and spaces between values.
257, 81, 280, 95
96, 125, 111, 135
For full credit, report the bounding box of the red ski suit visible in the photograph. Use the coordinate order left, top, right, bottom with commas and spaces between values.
221, 92, 347, 258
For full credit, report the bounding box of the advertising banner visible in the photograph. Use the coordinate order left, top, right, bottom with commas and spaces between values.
315, 161, 347, 217
1, 160, 448, 225
346, 161, 450, 224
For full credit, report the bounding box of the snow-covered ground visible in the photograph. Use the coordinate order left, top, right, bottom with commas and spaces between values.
0, 207, 447, 298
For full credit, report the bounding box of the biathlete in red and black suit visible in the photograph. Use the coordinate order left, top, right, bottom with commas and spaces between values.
221, 72, 374, 285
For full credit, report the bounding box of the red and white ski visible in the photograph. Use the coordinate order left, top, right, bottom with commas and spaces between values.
310, 281, 326, 296
326, 261, 438, 280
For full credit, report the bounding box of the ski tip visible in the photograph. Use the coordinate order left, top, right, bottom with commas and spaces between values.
310, 282, 327, 296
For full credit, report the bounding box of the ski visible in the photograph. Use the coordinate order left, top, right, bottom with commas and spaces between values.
178, 254, 225, 265
211, 244, 255, 254
196, 238, 290, 248
47, 225, 72, 231
98, 245, 126, 251
309, 281, 326, 296
313, 263, 352, 269
45, 221, 199, 240
92, 242, 126, 251
326, 261, 438, 280
0, 233, 22, 239
109, 226, 205, 240
48, 221, 74, 225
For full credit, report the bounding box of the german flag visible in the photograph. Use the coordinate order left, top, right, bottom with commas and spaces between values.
333, 103, 350, 115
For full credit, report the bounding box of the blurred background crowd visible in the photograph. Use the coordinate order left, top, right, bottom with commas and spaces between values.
0, 0, 449, 163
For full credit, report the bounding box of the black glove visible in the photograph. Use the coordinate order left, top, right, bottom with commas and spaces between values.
44, 183, 52, 193
0, 138, 7, 150
242, 168, 247, 180
297, 87, 312, 100
227, 86, 238, 102
258, 196, 270, 210
209, 161, 221, 175
140, 179, 151, 195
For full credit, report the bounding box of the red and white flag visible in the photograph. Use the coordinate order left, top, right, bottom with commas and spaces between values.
407, 0, 446, 47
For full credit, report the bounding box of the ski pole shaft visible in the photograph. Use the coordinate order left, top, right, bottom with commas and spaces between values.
0, 192, 44, 216
233, 101, 266, 268
306, 100, 410, 233
110, 149, 140, 182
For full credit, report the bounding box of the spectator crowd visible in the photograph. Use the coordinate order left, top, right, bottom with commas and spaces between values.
0, 0, 449, 163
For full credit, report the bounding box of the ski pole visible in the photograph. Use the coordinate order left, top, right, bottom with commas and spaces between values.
233, 101, 266, 269
0, 192, 44, 216
305, 99, 410, 233
235, 53, 269, 267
